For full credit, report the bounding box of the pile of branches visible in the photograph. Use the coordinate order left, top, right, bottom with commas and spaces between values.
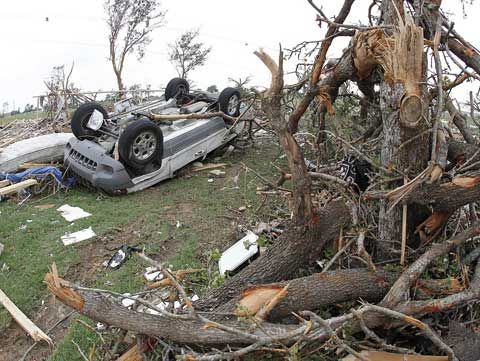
44, 0, 480, 360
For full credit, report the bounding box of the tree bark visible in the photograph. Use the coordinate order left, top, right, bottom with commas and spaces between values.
214, 268, 399, 320
446, 98, 477, 145
378, 4, 430, 259
447, 139, 479, 166
400, 177, 480, 212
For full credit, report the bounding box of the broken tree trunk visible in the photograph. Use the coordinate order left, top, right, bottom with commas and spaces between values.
378, 8, 430, 259
195, 200, 351, 311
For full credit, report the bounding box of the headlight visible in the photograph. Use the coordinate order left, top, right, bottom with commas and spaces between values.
87, 109, 104, 130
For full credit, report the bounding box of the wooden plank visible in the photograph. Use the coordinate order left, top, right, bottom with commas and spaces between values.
0, 179, 37, 196
19, 162, 52, 169
192, 163, 227, 172
117, 345, 142, 361
0, 288, 52, 345
0, 180, 10, 188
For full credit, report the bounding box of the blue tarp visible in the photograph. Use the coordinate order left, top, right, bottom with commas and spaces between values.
0, 166, 75, 188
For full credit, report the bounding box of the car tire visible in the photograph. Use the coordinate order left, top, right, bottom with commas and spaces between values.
165, 78, 190, 101
71, 102, 108, 140
218, 87, 241, 117
118, 118, 163, 170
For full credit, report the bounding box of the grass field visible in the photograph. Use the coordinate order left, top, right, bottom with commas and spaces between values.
0, 141, 287, 360
0, 111, 47, 126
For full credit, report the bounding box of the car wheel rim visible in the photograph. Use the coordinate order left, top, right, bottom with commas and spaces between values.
227, 95, 239, 115
176, 85, 187, 97
132, 131, 157, 161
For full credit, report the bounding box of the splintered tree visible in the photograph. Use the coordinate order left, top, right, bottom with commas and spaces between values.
105, 0, 165, 93
168, 29, 211, 80
47, 1, 480, 360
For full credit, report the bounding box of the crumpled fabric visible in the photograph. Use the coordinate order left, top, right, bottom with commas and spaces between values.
0, 166, 75, 188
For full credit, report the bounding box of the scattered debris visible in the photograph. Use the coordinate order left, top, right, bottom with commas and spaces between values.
221, 145, 235, 158
0, 243, 4, 257
192, 161, 203, 168
34, 204, 55, 210
61, 227, 96, 246
207, 178, 214, 183
209, 169, 226, 177
106, 245, 141, 269
0, 288, 53, 346
192, 163, 227, 172
2, 166, 74, 189
144, 269, 163, 282
121, 294, 139, 308
219, 231, 259, 276
57, 204, 92, 222
96, 322, 107, 331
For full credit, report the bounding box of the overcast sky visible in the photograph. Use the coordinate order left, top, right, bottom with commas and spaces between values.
0, 0, 478, 111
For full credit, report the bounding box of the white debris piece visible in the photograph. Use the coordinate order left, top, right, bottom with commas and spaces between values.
219, 231, 259, 276
0, 243, 4, 257
209, 169, 226, 177
191, 294, 199, 302
61, 227, 96, 246
145, 302, 169, 315
121, 294, 138, 308
57, 204, 91, 222
144, 270, 164, 282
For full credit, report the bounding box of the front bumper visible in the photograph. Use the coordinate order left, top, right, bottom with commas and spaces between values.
64, 139, 134, 193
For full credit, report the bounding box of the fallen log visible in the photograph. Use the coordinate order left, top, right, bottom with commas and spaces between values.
45, 270, 480, 350
218, 268, 398, 320
195, 199, 351, 311
44, 272, 301, 346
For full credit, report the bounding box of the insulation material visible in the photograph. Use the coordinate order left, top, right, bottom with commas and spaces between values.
57, 204, 92, 222
61, 227, 96, 246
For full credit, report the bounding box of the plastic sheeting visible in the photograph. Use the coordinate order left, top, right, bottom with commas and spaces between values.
0, 166, 75, 188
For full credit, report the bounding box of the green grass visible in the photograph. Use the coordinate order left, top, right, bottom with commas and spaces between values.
0, 141, 285, 360
0, 112, 47, 126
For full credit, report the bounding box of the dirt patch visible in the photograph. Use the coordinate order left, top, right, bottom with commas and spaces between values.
0, 297, 75, 361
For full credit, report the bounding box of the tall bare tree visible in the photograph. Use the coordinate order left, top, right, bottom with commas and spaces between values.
105, 0, 165, 93
168, 29, 211, 79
